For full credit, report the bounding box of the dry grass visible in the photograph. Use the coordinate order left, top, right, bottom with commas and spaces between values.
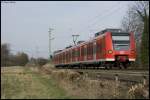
1, 66, 24, 74
27, 63, 149, 99
128, 83, 149, 99
40, 64, 149, 99
43, 67, 117, 99
1, 66, 73, 99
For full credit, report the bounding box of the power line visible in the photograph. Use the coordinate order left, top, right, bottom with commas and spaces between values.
78, 1, 121, 34
91, 3, 123, 29
86, 1, 121, 26
92, 3, 123, 27
92, 4, 126, 32
78, 2, 124, 35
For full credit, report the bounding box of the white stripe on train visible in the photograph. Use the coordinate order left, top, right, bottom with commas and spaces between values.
55, 58, 136, 66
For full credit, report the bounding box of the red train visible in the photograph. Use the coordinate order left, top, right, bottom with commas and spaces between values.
52, 29, 136, 69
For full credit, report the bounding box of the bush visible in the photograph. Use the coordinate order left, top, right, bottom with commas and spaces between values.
37, 58, 48, 66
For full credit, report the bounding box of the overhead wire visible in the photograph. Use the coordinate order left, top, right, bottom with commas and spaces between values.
83, 1, 121, 25
78, 2, 121, 33
91, 2, 126, 31
78, 1, 124, 35
90, 5, 127, 34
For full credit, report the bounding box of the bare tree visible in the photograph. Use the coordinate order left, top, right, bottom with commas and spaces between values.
15, 52, 29, 66
1, 43, 10, 66
121, 1, 149, 69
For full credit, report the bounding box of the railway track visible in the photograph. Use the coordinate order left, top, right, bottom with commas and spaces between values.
42, 65, 149, 84
73, 69, 149, 84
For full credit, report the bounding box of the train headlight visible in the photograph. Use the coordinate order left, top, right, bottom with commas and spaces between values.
131, 50, 134, 54
108, 50, 113, 54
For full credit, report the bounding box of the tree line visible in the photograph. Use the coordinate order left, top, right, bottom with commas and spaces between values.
1, 43, 48, 67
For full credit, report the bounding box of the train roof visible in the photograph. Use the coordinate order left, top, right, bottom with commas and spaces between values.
54, 33, 105, 55
95, 28, 123, 37
54, 28, 129, 55
53, 50, 62, 54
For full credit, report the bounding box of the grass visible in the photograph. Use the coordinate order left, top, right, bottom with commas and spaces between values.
1, 66, 73, 99
2, 65, 148, 99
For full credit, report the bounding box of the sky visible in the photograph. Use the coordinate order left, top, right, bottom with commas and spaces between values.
1, 1, 135, 59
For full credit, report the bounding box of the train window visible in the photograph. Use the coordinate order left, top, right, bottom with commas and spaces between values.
112, 33, 130, 50
112, 36, 129, 41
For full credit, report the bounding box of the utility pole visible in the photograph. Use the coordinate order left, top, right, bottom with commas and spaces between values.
48, 28, 54, 60
72, 34, 80, 45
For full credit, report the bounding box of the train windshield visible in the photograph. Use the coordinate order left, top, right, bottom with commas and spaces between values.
112, 33, 130, 50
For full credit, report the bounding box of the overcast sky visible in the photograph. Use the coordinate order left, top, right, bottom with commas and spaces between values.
1, 1, 134, 59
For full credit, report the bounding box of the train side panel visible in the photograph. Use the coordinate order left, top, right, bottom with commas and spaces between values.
105, 32, 114, 61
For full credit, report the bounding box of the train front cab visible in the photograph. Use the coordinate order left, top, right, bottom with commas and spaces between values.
105, 32, 136, 68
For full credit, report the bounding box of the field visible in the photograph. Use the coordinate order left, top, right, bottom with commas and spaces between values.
1, 65, 149, 99
1, 66, 73, 99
